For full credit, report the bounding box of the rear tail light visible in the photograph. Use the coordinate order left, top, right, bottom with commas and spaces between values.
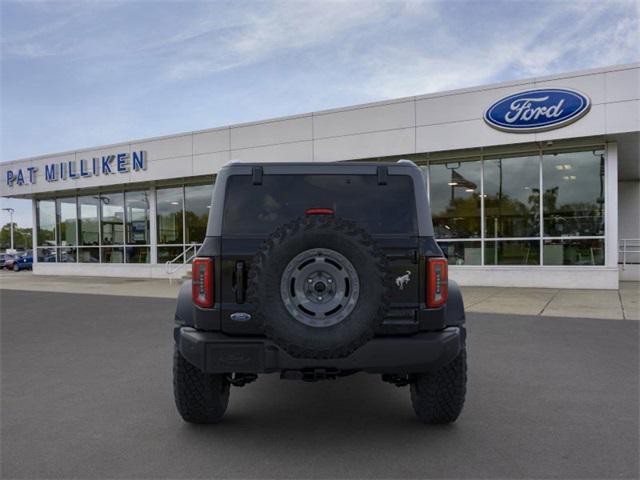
192, 257, 214, 308
426, 257, 448, 308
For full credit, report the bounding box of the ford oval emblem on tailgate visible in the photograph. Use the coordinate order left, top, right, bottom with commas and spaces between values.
230, 312, 252, 322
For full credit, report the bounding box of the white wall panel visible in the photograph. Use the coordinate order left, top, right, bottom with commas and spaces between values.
606, 68, 640, 103
534, 72, 606, 105
314, 101, 414, 138
416, 119, 536, 152
230, 116, 312, 149
230, 141, 313, 163
132, 156, 193, 182
606, 100, 640, 134
193, 128, 230, 155
416, 85, 533, 126
193, 151, 230, 176
131, 134, 192, 161
618, 181, 640, 239
0, 161, 22, 197
314, 128, 415, 161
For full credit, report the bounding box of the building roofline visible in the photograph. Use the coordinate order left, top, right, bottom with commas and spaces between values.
3, 61, 639, 165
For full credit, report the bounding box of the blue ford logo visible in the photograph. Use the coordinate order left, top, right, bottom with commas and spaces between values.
484, 88, 590, 133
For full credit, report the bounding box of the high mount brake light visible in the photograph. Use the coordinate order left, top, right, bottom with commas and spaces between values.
426, 257, 448, 308
305, 208, 334, 215
192, 257, 214, 308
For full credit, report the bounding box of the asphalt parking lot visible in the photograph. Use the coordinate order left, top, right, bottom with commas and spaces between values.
1, 289, 638, 479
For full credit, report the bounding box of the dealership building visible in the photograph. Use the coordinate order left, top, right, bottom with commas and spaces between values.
1, 63, 638, 288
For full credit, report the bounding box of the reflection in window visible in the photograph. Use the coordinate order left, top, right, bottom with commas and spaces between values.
157, 187, 183, 244
158, 246, 184, 263
36, 246, 56, 262
484, 155, 540, 238
126, 246, 150, 263
429, 160, 481, 238
102, 246, 124, 263
542, 150, 605, 237
56, 197, 77, 246
101, 193, 124, 245
78, 247, 100, 263
58, 246, 77, 263
544, 239, 604, 265
485, 240, 540, 265
438, 241, 481, 265
125, 191, 150, 245
37, 200, 56, 246
185, 184, 212, 244
78, 196, 100, 246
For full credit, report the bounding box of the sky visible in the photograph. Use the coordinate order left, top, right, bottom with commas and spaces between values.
1, 0, 639, 228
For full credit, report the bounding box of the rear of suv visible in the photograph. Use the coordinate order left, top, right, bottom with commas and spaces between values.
173, 160, 467, 424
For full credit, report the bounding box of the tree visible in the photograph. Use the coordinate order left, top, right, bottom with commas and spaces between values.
0, 223, 32, 251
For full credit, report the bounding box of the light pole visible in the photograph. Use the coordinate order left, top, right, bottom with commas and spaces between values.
2, 207, 15, 251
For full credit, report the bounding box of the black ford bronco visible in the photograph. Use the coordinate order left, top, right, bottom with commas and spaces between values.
173, 160, 467, 424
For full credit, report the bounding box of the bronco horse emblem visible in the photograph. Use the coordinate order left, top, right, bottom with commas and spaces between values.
395, 270, 411, 290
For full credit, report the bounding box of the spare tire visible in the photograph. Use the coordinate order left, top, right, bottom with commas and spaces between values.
247, 215, 389, 359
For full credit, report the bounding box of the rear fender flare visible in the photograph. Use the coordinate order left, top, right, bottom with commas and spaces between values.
175, 280, 194, 327
445, 279, 465, 326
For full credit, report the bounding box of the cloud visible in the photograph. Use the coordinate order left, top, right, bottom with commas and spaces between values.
163, 1, 403, 80
350, 0, 640, 99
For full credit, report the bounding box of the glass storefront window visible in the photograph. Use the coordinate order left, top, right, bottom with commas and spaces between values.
484, 155, 540, 238
185, 184, 212, 244
101, 193, 124, 245
36, 246, 57, 262
485, 240, 540, 265
438, 241, 482, 265
429, 160, 481, 238
157, 187, 183, 244
37, 200, 56, 246
56, 197, 77, 246
543, 238, 604, 265
542, 150, 605, 237
125, 191, 150, 245
78, 247, 100, 263
158, 246, 184, 264
58, 247, 77, 263
78, 196, 100, 246
101, 246, 124, 263
126, 246, 150, 264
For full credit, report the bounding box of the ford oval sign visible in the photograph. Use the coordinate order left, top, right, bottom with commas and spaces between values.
484, 88, 591, 133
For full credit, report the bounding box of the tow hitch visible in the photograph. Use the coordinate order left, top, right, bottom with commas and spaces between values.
281, 368, 341, 382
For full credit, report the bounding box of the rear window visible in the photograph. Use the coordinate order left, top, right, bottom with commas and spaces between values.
222, 174, 417, 235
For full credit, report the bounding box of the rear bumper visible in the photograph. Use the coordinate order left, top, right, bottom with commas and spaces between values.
175, 327, 463, 374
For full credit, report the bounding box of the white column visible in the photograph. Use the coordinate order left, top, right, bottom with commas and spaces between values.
31, 199, 38, 265
605, 142, 618, 271
149, 186, 158, 264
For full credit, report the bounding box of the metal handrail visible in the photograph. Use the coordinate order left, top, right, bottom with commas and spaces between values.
166, 244, 199, 276
619, 238, 640, 269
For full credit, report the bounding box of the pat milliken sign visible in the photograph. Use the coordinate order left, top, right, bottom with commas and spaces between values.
5, 150, 147, 187
484, 88, 591, 133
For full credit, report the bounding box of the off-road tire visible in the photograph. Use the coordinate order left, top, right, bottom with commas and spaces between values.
410, 342, 467, 424
248, 215, 389, 359
173, 346, 230, 424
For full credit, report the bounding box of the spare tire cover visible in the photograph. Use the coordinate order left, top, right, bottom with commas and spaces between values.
247, 215, 389, 359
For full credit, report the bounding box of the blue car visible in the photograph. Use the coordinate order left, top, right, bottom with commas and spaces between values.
13, 252, 33, 271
